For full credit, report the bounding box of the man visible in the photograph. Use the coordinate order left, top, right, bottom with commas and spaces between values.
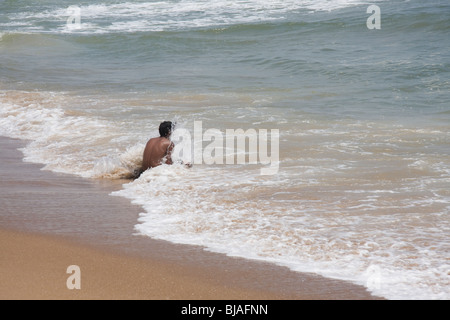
132, 121, 174, 179
142, 121, 174, 171
133, 121, 190, 179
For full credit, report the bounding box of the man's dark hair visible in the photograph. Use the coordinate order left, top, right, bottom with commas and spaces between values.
159, 121, 173, 138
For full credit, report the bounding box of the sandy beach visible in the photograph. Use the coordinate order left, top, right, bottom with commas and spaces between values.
0, 136, 381, 300
0, 229, 286, 300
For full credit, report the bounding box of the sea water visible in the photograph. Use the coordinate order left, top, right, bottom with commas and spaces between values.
1, 0, 449, 299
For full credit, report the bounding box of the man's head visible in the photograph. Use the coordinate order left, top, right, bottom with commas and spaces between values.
159, 121, 173, 138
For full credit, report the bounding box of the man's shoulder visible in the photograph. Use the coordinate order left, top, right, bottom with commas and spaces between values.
146, 137, 171, 147
162, 138, 173, 147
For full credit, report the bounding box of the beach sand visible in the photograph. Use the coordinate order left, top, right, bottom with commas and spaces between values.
0, 229, 285, 300
0, 136, 381, 300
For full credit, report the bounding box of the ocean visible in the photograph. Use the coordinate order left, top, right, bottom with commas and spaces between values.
0, 0, 449, 299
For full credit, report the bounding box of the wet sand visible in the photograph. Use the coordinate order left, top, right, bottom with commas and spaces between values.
0, 136, 381, 300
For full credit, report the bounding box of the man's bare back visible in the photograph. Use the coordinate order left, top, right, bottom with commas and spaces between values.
142, 136, 174, 170
139, 121, 175, 174
133, 121, 191, 179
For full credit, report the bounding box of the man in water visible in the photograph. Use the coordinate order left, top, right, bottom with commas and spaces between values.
132, 121, 174, 179
133, 121, 190, 179
142, 121, 174, 171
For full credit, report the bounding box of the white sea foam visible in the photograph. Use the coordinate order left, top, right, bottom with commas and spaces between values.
4, 0, 387, 34
0, 91, 137, 178
114, 162, 450, 300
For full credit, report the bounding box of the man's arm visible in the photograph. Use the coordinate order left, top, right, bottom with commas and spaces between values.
165, 141, 174, 165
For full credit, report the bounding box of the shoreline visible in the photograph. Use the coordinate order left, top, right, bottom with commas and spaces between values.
0, 136, 382, 300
